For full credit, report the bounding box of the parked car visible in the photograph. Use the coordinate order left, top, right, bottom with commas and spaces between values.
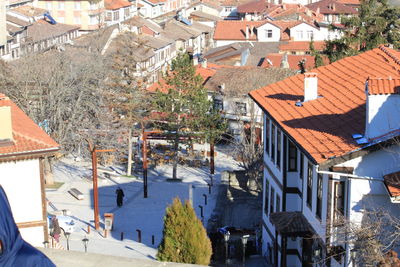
47, 213, 76, 234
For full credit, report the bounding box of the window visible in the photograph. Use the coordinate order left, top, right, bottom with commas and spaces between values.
106, 11, 112, 21
265, 29, 273, 38
264, 179, 269, 215
124, 7, 130, 18
333, 181, 345, 224
276, 194, 280, 212
271, 124, 276, 162
316, 174, 323, 219
296, 30, 303, 39
235, 102, 247, 116
307, 30, 313, 40
299, 153, 304, 179
113, 11, 119, 21
58, 1, 64, 9
288, 140, 297, 171
74, 1, 81, 10
277, 130, 281, 169
213, 99, 223, 111
270, 187, 275, 214
265, 117, 270, 155
307, 163, 313, 208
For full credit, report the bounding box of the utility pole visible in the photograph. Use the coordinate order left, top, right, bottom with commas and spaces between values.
87, 140, 114, 230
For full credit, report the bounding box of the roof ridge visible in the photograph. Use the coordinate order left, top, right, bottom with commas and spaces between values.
379, 45, 400, 66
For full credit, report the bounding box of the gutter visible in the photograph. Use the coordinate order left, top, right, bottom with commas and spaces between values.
0, 147, 60, 159
315, 165, 383, 181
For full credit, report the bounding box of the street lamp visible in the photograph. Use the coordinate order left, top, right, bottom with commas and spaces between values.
82, 236, 89, 253
64, 232, 71, 251
241, 234, 250, 267
224, 231, 230, 267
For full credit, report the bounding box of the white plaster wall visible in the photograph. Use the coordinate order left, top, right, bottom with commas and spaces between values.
336, 144, 400, 224
20, 227, 44, 247
257, 23, 281, 42
290, 23, 323, 41
365, 94, 400, 140
0, 159, 44, 246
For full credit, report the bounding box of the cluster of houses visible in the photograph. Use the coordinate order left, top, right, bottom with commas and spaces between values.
4, 0, 400, 266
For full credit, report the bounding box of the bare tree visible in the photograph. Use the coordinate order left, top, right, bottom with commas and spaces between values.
106, 32, 153, 175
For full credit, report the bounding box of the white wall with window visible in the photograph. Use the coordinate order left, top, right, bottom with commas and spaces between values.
290, 23, 323, 41
257, 23, 280, 42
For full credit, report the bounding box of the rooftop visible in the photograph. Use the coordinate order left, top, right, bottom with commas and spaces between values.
26, 20, 80, 43
384, 171, 400, 197
367, 77, 400, 95
10, 6, 47, 18
249, 46, 400, 164
237, 0, 277, 13
105, 0, 132, 10
189, 11, 222, 21
0, 94, 59, 159
261, 53, 317, 71
306, 0, 358, 14
279, 41, 326, 52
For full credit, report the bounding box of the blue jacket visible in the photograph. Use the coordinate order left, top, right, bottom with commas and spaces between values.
0, 186, 55, 267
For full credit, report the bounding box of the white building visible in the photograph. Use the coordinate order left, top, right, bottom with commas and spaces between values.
0, 94, 59, 247
249, 45, 400, 266
105, 0, 136, 26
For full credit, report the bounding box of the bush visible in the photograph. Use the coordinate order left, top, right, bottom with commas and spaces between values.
157, 197, 212, 265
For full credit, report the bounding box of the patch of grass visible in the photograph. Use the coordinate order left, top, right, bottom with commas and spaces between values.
45, 181, 64, 189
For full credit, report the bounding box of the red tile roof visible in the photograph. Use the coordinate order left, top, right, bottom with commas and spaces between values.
279, 41, 326, 52
213, 20, 303, 41
237, 0, 276, 13
384, 171, 400, 197
261, 53, 316, 70
368, 77, 400, 95
213, 20, 265, 41
337, 0, 360, 5
267, 4, 324, 23
105, 0, 132, 10
306, 0, 357, 14
249, 46, 400, 164
0, 94, 59, 158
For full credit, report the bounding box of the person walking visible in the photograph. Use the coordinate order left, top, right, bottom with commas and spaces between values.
51, 216, 61, 243
116, 187, 125, 207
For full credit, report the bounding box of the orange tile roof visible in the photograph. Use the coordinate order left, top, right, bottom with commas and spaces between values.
368, 77, 400, 95
337, 0, 360, 5
384, 171, 400, 197
213, 20, 265, 41
213, 20, 303, 41
105, 0, 132, 10
249, 46, 400, 164
0, 94, 59, 158
279, 41, 326, 52
306, 0, 357, 14
261, 53, 316, 70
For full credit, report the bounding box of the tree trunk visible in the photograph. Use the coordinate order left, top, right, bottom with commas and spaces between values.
127, 128, 133, 176
210, 141, 215, 175
172, 132, 179, 180
44, 157, 54, 185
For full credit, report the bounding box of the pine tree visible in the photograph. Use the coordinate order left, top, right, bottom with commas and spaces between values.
325, 0, 400, 62
310, 38, 324, 68
153, 53, 225, 179
157, 197, 212, 265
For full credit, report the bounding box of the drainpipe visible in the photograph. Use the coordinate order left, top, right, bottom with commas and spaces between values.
315, 166, 382, 181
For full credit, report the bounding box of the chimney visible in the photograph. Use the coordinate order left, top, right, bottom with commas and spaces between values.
0, 0, 6, 46
304, 72, 318, 102
250, 25, 255, 36
201, 58, 207, 68
280, 53, 289, 69
0, 105, 13, 145
316, 7, 320, 15
245, 25, 249, 39
332, 3, 336, 11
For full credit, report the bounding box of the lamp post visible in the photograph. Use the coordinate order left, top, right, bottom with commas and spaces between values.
224, 231, 230, 267
241, 235, 249, 267
64, 232, 71, 251
82, 236, 89, 253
